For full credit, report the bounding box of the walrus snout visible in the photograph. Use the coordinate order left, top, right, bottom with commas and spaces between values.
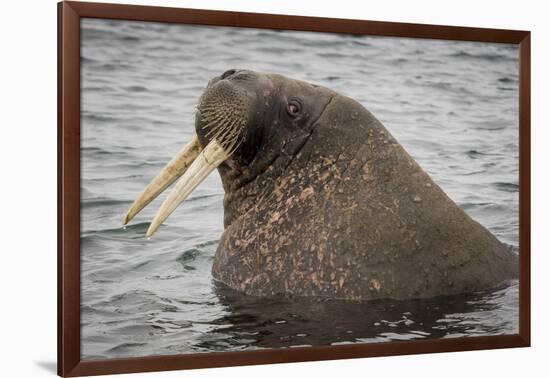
207, 69, 254, 89
196, 78, 253, 151
205, 69, 233, 88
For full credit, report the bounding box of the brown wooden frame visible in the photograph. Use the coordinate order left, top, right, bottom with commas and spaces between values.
58, 1, 531, 376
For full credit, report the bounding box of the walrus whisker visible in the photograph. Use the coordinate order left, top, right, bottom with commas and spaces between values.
201, 106, 246, 151
202, 115, 230, 134
212, 121, 232, 140
201, 116, 225, 130
201, 104, 231, 114
201, 108, 228, 123
225, 132, 244, 154
213, 109, 236, 128
205, 123, 228, 139
213, 117, 240, 144
204, 126, 219, 138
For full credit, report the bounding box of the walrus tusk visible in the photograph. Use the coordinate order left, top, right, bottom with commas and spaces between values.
123, 135, 202, 225
146, 139, 229, 237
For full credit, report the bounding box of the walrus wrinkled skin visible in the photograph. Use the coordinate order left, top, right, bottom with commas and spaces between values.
203, 70, 517, 300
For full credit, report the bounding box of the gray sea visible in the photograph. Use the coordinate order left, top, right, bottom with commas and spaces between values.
80, 18, 519, 359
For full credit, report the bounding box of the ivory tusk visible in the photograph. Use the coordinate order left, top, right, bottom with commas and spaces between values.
146, 139, 229, 237
123, 135, 202, 225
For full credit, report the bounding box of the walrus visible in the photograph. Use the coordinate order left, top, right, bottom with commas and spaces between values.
123, 69, 518, 301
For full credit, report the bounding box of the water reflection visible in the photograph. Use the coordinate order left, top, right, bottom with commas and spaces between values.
195, 280, 519, 351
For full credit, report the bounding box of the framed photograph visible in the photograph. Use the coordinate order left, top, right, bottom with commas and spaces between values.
58, 1, 530, 376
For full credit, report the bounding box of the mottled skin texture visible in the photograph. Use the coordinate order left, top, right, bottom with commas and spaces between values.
196, 70, 518, 300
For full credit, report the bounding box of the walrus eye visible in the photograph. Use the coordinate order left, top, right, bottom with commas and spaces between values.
286, 100, 302, 117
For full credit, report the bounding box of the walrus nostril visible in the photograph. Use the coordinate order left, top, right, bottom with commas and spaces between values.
221, 69, 237, 80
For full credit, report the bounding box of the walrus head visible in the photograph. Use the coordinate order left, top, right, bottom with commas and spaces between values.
123, 69, 334, 235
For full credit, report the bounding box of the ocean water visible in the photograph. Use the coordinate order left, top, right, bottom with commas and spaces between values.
80, 18, 519, 359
